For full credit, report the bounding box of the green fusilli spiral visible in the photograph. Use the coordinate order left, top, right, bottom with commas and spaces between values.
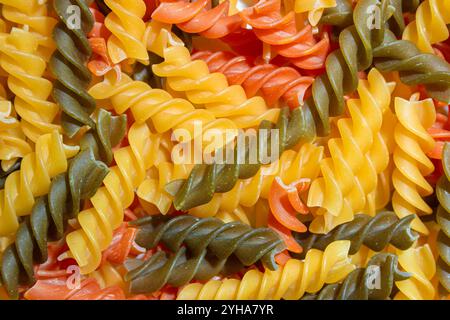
50, 0, 96, 137
302, 253, 410, 300
0, 110, 126, 299
125, 215, 285, 294
295, 212, 418, 258
166, 107, 310, 211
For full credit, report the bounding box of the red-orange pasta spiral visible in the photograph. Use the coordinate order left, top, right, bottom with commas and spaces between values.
191, 50, 314, 108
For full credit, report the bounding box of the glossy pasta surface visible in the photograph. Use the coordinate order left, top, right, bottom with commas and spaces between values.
0, 0, 448, 301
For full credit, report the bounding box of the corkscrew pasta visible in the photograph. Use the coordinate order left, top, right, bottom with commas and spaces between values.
0, 0, 449, 301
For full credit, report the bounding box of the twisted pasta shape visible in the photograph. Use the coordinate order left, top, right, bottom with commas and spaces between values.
191, 50, 314, 108
295, 211, 418, 258
402, 0, 450, 54
304, 0, 450, 138
392, 94, 436, 235
152, 46, 281, 129
177, 240, 355, 300
302, 253, 410, 299
104, 0, 149, 64
239, 0, 331, 70
0, 131, 79, 236
88, 71, 238, 149
307, 68, 393, 233
125, 215, 285, 293
151, 0, 241, 39
436, 142, 450, 295
0, 0, 58, 60
65, 122, 165, 274
0, 149, 108, 299
170, 140, 323, 215
0, 108, 126, 298
0, 27, 61, 142
0, 100, 31, 171
394, 244, 436, 300
294, 0, 337, 26
50, 0, 96, 138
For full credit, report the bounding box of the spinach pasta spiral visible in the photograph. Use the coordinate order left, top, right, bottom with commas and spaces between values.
436, 143, 450, 295
50, 0, 96, 138
294, 212, 419, 259
0, 110, 126, 299
305, 0, 450, 137
165, 107, 308, 211
302, 253, 411, 300
125, 215, 285, 294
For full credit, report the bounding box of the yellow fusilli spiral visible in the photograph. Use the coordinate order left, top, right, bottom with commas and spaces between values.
0, 99, 31, 171
177, 240, 355, 300
0, 27, 61, 142
0, 131, 79, 236
144, 20, 184, 58
392, 94, 436, 235
89, 261, 126, 291
394, 244, 436, 300
65, 123, 164, 274
89, 71, 238, 148
0, 0, 57, 60
293, 0, 337, 26
307, 69, 394, 234
151, 46, 280, 129
187, 143, 323, 218
402, 0, 450, 54
105, 0, 149, 64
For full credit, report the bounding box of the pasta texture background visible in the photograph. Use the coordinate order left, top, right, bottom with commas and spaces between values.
0, 0, 449, 301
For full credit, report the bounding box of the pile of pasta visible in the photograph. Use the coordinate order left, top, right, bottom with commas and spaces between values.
0, 0, 448, 300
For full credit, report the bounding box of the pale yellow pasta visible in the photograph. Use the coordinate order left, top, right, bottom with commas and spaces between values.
392, 94, 436, 235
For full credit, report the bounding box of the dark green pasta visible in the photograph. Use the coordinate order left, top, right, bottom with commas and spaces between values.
94, 0, 111, 16
436, 143, 450, 295
125, 215, 285, 293
0, 160, 21, 189
165, 107, 311, 211
132, 53, 165, 89
50, 0, 96, 138
0, 110, 126, 299
294, 212, 418, 259
306, 0, 450, 137
302, 253, 410, 300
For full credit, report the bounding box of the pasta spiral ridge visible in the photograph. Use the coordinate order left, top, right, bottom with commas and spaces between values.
151, 0, 241, 40
50, 0, 96, 138
394, 245, 436, 300
166, 110, 317, 212
294, 0, 337, 26
89, 71, 238, 148
303, 0, 450, 138
302, 253, 410, 300
0, 109, 126, 299
295, 211, 419, 258
0, 100, 31, 171
0, 27, 61, 142
104, 0, 149, 64
191, 50, 314, 108
125, 215, 285, 294
239, 0, 331, 70
402, 0, 450, 54
307, 68, 392, 233
392, 95, 436, 235
436, 142, 450, 294
151, 46, 283, 130
177, 240, 355, 300
0, 150, 109, 299
65, 122, 165, 274
0, 131, 79, 237
0, 0, 58, 60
